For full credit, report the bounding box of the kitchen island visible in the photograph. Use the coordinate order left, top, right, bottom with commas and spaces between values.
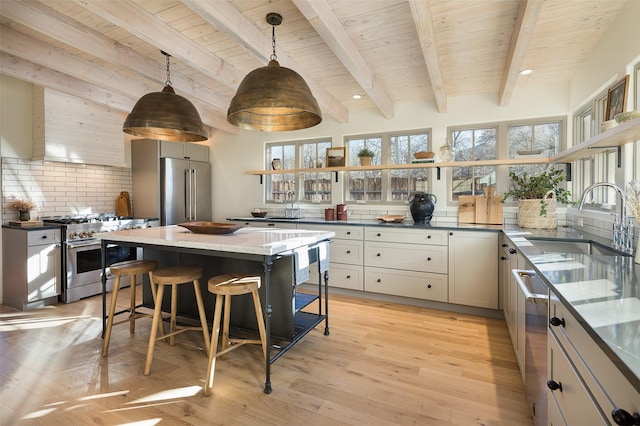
96, 224, 334, 393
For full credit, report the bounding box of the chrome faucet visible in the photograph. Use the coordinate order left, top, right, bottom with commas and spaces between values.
578, 182, 631, 252
285, 190, 299, 219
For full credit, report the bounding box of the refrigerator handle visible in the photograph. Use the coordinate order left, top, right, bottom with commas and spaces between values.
185, 168, 190, 220
192, 168, 197, 220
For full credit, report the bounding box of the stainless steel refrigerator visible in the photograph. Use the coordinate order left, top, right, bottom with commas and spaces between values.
131, 139, 212, 225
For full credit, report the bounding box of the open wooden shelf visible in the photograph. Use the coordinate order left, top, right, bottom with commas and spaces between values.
246, 157, 551, 175
246, 117, 640, 176
552, 116, 640, 163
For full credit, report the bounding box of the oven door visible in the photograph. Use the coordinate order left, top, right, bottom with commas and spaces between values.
66, 240, 135, 289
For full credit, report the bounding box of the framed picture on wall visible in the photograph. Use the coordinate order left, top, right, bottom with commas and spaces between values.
605, 75, 629, 120
326, 147, 346, 167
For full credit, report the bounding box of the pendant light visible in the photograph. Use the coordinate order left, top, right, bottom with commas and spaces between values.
227, 13, 322, 132
123, 51, 208, 142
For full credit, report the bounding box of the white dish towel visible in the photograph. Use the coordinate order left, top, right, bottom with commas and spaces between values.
317, 241, 330, 273
292, 246, 310, 285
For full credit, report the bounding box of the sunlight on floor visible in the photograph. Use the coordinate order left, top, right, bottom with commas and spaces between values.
0, 312, 93, 331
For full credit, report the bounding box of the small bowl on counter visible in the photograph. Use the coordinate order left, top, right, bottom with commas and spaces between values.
250, 209, 268, 218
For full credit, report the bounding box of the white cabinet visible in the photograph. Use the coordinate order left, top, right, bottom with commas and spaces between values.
300, 224, 364, 290
32, 86, 126, 167
447, 230, 498, 308
2, 227, 61, 310
364, 228, 448, 302
548, 289, 639, 425
548, 331, 605, 425
160, 140, 209, 161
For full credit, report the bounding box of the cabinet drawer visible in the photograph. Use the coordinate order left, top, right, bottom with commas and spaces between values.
302, 224, 363, 240
250, 221, 298, 229
27, 229, 60, 246
364, 267, 447, 302
364, 227, 447, 245
330, 240, 363, 265
364, 241, 447, 273
548, 332, 605, 425
549, 292, 640, 423
307, 263, 363, 290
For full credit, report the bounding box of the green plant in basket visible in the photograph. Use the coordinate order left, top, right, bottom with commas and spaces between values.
502, 168, 572, 216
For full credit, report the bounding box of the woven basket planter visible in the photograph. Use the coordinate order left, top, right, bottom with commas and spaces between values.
517, 190, 557, 229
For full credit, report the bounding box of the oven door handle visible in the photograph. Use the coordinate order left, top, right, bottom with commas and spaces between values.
66, 241, 117, 249
512, 269, 548, 304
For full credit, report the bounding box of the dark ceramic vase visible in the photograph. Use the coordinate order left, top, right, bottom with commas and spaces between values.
408, 192, 437, 223
19, 210, 30, 221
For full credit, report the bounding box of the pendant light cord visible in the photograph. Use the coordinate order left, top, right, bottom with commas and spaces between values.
165, 53, 172, 87
270, 25, 277, 61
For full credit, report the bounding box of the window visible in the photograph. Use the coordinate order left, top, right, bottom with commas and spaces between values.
574, 105, 593, 145
265, 138, 331, 204
450, 127, 497, 200
344, 129, 430, 203
508, 122, 561, 177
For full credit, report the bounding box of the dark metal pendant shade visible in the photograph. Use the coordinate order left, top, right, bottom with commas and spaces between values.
123, 85, 208, 142
227, 60, 322, 132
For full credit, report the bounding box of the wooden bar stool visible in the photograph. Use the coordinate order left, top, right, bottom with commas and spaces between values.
144, 266, 210, 375
203, 273, 267, 396
102, 259, 158, 357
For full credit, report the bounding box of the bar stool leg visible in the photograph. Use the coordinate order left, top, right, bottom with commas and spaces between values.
221, 294, 232, 356
193, 279, 211, 353
144, 283, 165, 376
251, 288, 268, 359
169, 283, 178, 346
204, 294, 224, 396
101, 274, 122, 357
129, 273, 137, 333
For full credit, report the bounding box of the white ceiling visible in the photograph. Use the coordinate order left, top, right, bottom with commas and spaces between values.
0, 0, 628, 135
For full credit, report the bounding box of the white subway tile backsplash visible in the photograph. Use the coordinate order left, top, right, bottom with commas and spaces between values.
2, 157, 132, 223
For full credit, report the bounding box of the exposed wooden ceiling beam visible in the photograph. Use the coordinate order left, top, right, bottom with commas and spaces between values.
409, 0, 446, 113
180, 0, 349, 124
2, 0, 231, 115
0, 25, 237, 134
499, 0, 544, 107
291, 0, 394, 119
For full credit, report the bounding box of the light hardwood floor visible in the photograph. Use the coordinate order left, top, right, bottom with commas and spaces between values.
1, 288, 533, 425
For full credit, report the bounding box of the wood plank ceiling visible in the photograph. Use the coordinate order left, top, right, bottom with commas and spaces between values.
0, 0, 627, 135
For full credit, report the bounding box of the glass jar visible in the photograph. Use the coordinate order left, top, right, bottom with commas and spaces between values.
440, 141, 453, 162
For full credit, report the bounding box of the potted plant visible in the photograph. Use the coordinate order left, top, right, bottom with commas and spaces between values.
357, 148, 375, 166
10, 199, 36, 221
501, 168, 572, 229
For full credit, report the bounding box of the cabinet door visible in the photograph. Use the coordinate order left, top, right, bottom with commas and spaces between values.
27, 243, 60, 302
364, 227, 447, 245
185, 143, 209, 161
160, 140, 186, 158
330, 240, 363, 265
448, 231, 498, 308
548, 333, 606, 425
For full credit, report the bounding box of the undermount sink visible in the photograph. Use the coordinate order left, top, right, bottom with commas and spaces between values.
528, 239, 629, 257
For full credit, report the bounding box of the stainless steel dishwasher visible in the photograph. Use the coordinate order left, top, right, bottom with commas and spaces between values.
512, 269, 549, 426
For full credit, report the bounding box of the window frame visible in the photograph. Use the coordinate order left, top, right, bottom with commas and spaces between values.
343, 128, 432, 204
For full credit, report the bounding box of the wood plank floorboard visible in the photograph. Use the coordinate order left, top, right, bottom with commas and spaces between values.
0, 288, 533, 425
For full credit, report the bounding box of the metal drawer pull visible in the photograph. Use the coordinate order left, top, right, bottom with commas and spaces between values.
376, 253, 381, 256
547, 380, 562, 392
549, 317, 565, 327
611, 408, 640, 425
427, 284, 432, 289
346, 250, 351, 254
346, 275, 351, 279
377, 279, 381, 283
427, 257, 431, 261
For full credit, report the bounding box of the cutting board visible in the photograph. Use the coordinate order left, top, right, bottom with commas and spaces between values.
115, 191, 132, 217
458, 188, 503, 224
458, 195, 477, 223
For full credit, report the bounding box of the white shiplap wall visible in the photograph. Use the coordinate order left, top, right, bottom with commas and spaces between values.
1, 157, 132, 223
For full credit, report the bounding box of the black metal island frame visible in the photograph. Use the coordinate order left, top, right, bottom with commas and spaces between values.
97, 225, 334, 393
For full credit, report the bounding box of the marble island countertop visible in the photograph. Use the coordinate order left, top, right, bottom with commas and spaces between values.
504, 228, 640, 392
95, 225, 335, 256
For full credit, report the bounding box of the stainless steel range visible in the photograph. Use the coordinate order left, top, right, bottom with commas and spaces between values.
41, 214, 160, 303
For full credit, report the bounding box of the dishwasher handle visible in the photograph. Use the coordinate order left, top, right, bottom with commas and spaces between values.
512, 269, 548, 304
